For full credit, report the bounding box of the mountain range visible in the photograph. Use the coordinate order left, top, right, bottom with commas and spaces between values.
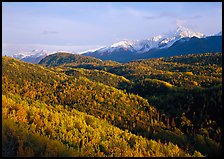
12, 26, 222, 63
83, 26, 205, 54
12, 50, 73, 64
13, 50, 51, 64
83, 26, 222, 62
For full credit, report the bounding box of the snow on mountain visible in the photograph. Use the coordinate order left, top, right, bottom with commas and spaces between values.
31, 50, 49, 58
173, 26, 205, 38
12, 50, 54, 63
53, 50, 73, 54
157, 26, 205, 48
78, 46, 106, 54
152, 35, 163, 41
13, 50, 48, 59
12, 49, 77, 63
200, 31, 222, 37
12, 26, 219, 63
110, 40, 134, 48
151, 26, 205, 49
214, 31, 222, 36
13, 53, 30, 59
132, 39, 161, 53
82, 26, 206, 55
107, 40, 136, 53
83, 40, 136, 57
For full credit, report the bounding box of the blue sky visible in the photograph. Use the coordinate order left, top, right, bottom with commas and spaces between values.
2, 2, 222, 56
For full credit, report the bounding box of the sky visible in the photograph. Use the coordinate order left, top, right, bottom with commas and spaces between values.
2, 2, 222, 56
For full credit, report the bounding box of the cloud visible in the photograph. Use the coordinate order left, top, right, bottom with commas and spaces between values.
175, 19, 187, 27
143, 12, 177, 20
183, 15, 202, 20
143, 16, 157, 20
143, 12, 201, 23
175, 19, 199, 30
159, 12, 177, 18
42, 30, 59, 35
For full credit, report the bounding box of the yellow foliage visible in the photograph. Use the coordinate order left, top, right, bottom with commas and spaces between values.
185, 71, 193, 75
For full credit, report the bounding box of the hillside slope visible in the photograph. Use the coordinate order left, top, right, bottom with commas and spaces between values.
3, 54, 222, 157
39, 52, 103, 67
3, 93, 202, 157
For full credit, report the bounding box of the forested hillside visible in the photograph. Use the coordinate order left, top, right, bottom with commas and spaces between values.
2, 52, 222, 157
38, 52, 104, 67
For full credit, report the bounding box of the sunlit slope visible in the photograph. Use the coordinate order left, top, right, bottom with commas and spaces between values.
51, 67, 132, 89
38, 52, 104, 67
2, 93, 202, 157
3, 56, 167, 144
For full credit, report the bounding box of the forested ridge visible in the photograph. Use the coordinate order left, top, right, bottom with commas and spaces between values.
2, 52, 222, 157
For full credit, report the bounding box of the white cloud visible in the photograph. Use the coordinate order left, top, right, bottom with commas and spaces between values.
176, 19, 187, 27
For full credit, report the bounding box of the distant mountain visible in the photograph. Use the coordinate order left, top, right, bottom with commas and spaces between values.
83, 27, 221, 62
136, 35, 222, 59
12, 50, 73, 64
12, 27, 222, 64
214, 31, 222, 36
13, 50, 51, 64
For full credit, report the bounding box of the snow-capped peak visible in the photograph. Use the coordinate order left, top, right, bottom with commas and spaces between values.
28, 50, 50, 58
132, 37, 163, 53
151, 35, 163, 41
157, 26, 205, 48
110, 40, 134, 48
172, 26, 205, 38
81, 26, 207, 55
12, 50, 51, 61
78, 46, 106, 54
13, 53, 30, 59
82, 40, 136, 55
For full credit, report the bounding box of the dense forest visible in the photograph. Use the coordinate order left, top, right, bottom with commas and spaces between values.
2, 52, 222, 157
